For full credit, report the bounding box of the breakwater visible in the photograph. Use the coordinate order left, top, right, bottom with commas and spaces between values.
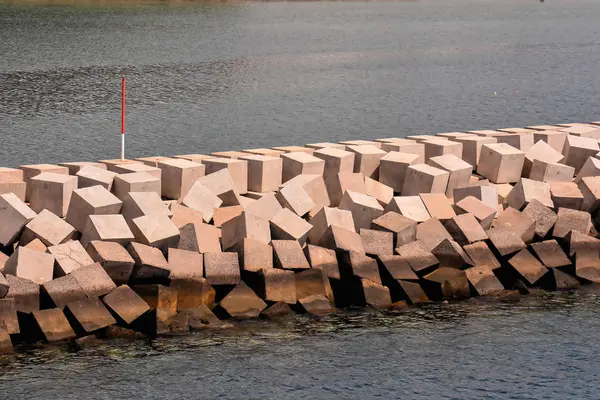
1, 121, 600, 353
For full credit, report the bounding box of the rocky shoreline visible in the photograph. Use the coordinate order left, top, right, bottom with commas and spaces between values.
1, 121, 600, 353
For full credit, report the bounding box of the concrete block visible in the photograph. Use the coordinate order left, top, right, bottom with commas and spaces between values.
85, 240, 135, 285
204, 252, 240, 285
376, 255, 418, 283
523, 140, 564, 177
221, 211, 270, 250
308, 207, 354, 245
552, 208, 592, 239
527, 125, 562, 131
561, 125, 600, 138
272, 240, 310, 270
195, 168, 241, 206
531, 130, 568, 152
495, 132, 534, 152
280, 152, 325, 183
131, 213, 180, 250
209, 151, 248, 159
381, 141, 425, 160
407, 135, 442, 142
0, 193, 36, 247
371, 211, 417, 248
29, 172, 77, 217
0, 273, 7, 298
4, 246, 54, 285
428, 154, 472, 197
240, 155, 283, 193
305, 142, 345, 150
76, 166, 118, 190
121, 191, 171, 226
276, 183, 315, 216
66, 185, 123, 233
360, 228, 393, 256
445, 213, 488, 245
463, 241, 501, 270
155, 158, 205, 200
574, 249, 600, 283
477, 143, 525, 183
319, 225, 365, 254
5, 275, 39, 313
566, 230, 600, 256
549, 181, 584, 210
497, 128, 536, 134
172, 279, 215, 312
378, 151, 422, 192
562, 135, 600, 172
135, 156, 174, 167
272, 145, 314, 154
364, 177, 393, 207
20, 164, 69, 201
0, 298, 19, 334
385, 196, 430, 223
59, 161, 106, 175
42, 274, 87, 308
455, 196, 497, 229
21, 209, 75, 247
465, 266, 504, 296
65, 297, 116, 334
234, 238, 273, 272
530, 239, 571, 268
250, 269, 296, 304
98, 159, 142, 172
48, 240, 94, 276
506, 178, 553, 210
270, 208, 312, 245
32, 309, 76, 342
453, 184, 499, 210
415, 218, 453, 252
0, 167, 23, 182
213, 205, 244, 228
244, 192, 283, 221
326, 172, 366, 207
294, 268, 331, 301
113, 163, 162, 179
529, 159, 574, 183
493, 207, 535, 244
486, 226, 527, 256
396, 280, 429, 304
420, 193, 456, 221
81, 214, 134, 247
283, 174, 331, 217
103, 285, 151, 324
304, 244, 340, 279
575, 156, 600, 183
0, 181, 26, 202
313, 148, 355, 183
346, 145, 386, 179
508, 249, 548, 285
262, 301, 293, 318
132, 284, 177, 323
339, 190, 384, 231
71, 262, 117, 297
431, 238, 473, 269
547, 268, 580, 290
243, 148, 284, 157
180, 181, 223, 223
522, 199, 558, 238
422, 267, 470, 300
218, 282, 266, 319
339, 251, 381, 283
357, 278, 391, 308
166, 248, 203, 280
402, 164, 449, 195
113, 172, 161, 201
579, 176, 600, 212
423, 139, 462, 162
395, 240, 439, 274
452, 136, 497, 167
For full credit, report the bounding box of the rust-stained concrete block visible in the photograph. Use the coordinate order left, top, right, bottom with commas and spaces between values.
318, 225, 365, 254
506, 178, 553, 210
41, 274, 87, 308
65, 297, 116, 335
385, 196, 430, 223
221, 211, 270, 250
71, 262, 117, 297
445, 213, 488, 245
294, 268, 332, 302
270, 208, 313, 245
5, 275, 39, 313
81, 214, 134, 247
346, 145, 386, 179
477, 143, 525, 183
272, 240, 310, 270
130, 214, 179, 250
32, 308, 76, 342
48, 240, 94, 276
508, 249, 548, 286
401, 164, 449, 195
204, 252, 240, 286
29, 172, 77, 217
103, 285, 151, 324
113, 172, 161, 201
562, 135, 600, 173
549, 181, 584, 210
530, 239, 571, 268
552, 208, 592, 239
339, 190, 384, 231
455, 196, 497, 230
66, 185, 123, 233
463, 241, 500, 270
428, 154, 472, 197
308, 207, 354, 245
132, 284, 177, 325
0, 193, 36, 247
156, 158, 205, 200
76, 165, 118, 190
360, 228, 393, 256
371, 211, 417, 248
241, 154, 283, 193
4, 246, 54, 285
378, 151, 422, 192
465, 266, 504, 296
522, 199, 558, 238
202, 158, 247, 195
281, 152, 325, 183
20, 209, 76, 247
218, 282, 266, 319
304, 244, 340, 279
128, 242, 170, 283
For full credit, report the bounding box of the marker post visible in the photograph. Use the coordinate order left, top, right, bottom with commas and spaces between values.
121, 77, 126, 161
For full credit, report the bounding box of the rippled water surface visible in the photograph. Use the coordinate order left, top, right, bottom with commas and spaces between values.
1, 0, 600, 166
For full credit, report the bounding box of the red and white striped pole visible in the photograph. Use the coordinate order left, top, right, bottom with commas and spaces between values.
121, 77, 126, 161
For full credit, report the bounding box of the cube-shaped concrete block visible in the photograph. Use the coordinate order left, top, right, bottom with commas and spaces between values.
128, 242, 170, 283
241, 155, 283, 193
180, 180, 223, 223
550, 182, 584, 210
270, 208, 313, 245
81, 214, 135, 247
523, 140, 564, 178
364, 177, 393, 207
463, 241, 500, 270
213, 205, 244, 228
41, 274, 87, 309
202, 158, 247, 195
272, 145, 314, 155
308, 207, 354, 245
378, 151, 422, 193
530, 239, 571, 268
423, 139, 462, 162
66, 185, 123, 233
401, 164, 449, 196
0, 193, 36, 247
4, 246, 54, 285
497, 128, 536, 134
275, 183, 315, 217
221, 211, 271, 250
0, 181, 26, 202
465, 266, 504, 296
204, 252, 240, 286
48, 240, 94, 276
195, 167, 241, 206
371, 211, 417, 248
579, 176, 600, 212
477, 143, 525, 184
428, 154, 472, 197
415, 218, 453, 252
508, 249, 548, 286
135, 156, 174, 167
76, 166, 118, 191
339, 139, 382, 148
506, 178, 553, 210
20, 209, 76, 247
453, 184, 498, 210
65, 297, 116, 334
493, 207, 535, 244
394, 240, 438, 274
103, 285, 151, 325
575, 156, 600, 183
407, 135, 441, 142
552, 208, 592, 239
244, 192, 283, 221
305, 142, 346, 151
252, 268, 297, 304
486, 227, 527, 256
452, 136, 497, 167
346, 145, 386, 179
29, 172, 78, 217
86, 240, 135, 285
218, 282, 266, 318
121, 191, 171, 225
20, 164, 69, 201
431, 239, 473, 269
280, 152, 325, 183
112, 163, 162, 179
360, 228, 393, 256
313, 148, 355, 183
495, 133, 534, 152
381, 140, 425, 161
562, 135, 600, 173
157, 158, 205, 200
326, 172, 366, 207
209, 151, 248, 159
166, 248, 204, 280
304, 244, 340, 279
59, 161, 107, 175
98, 159, 142, 172
420, 193, 456, 221
455, 196, 497, 229
529, 159, 574, 183
282, 174, 331, 217
235, 238, 273, 272
0, 167, 24, 183
532, 130, 568, 152
130, 214, 180, 250
339, 251, 381, 283
243, 148, 284, 157
385, 196, 430, 222
113, 172, 161, 201
339, 190, 384, 231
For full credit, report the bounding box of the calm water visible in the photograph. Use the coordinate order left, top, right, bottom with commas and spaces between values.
1, 0, 600, 166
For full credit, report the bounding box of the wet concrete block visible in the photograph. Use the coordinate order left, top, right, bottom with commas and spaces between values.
552, 208, 592, 239
248, 268, 296, 304
360, 228, 393, 256
76, 166, 118, 191
0, 298, 19, 334
395, 240, 439, 275
65, 297, 116, 335
180, 181, 223, 222
103, 285, 151, 325
385, 196, 430, 223
455, 196, 497, 230
318, 225, 365, 254
477, 143, 525, 183
445, 213, 488, 245
326, 172, 366, 207
506, 178, 553, 210
128, 242, 170, 284
261, 301, 294, 318
270, 208, 312, 245
549, 181, 584, 210
204, 252, 241, 285
574, 250, 600, 283
297, 294, 335, 315
486, 226, 527, 256
462, 241, 501, 270
396, 280, 429, 304
4, 246, 54, 285
294, 268, 332, 301
86, 241, 135, 285
530, 239, 571, 268
66, 185, 123, 233
280, 152, 325, 183
562, 135, 600, 172
179, 304, 220, 329
304, 244, 340, 279
32, 308, 76, 342
465, 266, 504, 296
41, 274, 87, 308
113, 172, 161, 201
155, 158, 205, 199
29, 172, 77, 217
521, 199, 558, 239
345, 145, 386, 179
339, 251, 381, 283
234, 238, 273, 273
547, 268, 580, 290
308, 207, 355, 245
529, 159, 574, 183
422, 267, 470, 300
276, 182, 315, 216
378, 151, 422, 192
357, 278, 392, 308
71, 262, 117, 298
401, 164, 449, 195
415, 218, 453, 252
195, 168, 242, 206
217, 282, 266, 319
5, 275, 39, 313
130, 214, 180, 250
420, 193, 456, 221
0, 193, 36, 247
452, 136, 497, 167
171, 276, 215, 311
493, 207, 535, 244
507, 249, 549, 286
431, 238, 473, 269
221, 211, 270, 250
339, 190, 384, 231
48, 240, 94, 276
0, 326, 11, 353
81, 214, 134, 247
240, 155, 283, 193
423, 139, 463, 161
272, 240, 310, 270
428, 154, 472, 197
371, 211, 417, 248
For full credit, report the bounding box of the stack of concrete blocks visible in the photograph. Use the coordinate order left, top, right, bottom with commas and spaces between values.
2, 121, 600, 353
